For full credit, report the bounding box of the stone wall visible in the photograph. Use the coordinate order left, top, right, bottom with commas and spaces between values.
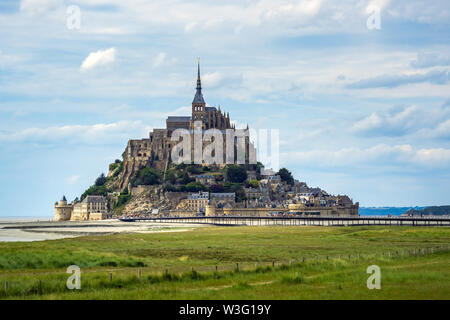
171, 205, 359, 217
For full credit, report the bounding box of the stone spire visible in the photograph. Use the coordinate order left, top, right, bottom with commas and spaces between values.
192, 58, 205, 104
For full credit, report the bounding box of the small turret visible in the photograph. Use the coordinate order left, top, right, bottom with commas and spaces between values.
60, 195, 67, 205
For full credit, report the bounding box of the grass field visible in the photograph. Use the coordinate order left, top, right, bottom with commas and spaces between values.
0, 225, 449, 299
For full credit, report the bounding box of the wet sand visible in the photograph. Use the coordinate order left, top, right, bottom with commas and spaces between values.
0, 219, 205, 242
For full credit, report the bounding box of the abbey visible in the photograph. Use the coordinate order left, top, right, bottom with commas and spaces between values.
119, 61, 253, 190
54, 62, 359, 221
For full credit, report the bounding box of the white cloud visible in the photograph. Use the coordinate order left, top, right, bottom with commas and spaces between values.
202, 72, 243, 89
347, 70, 450, 89
80, 48, 116, 71
411, 53, 450, 69
352, 105, 422, 136
153, 52, 166, 68
351, 103, 450, 138
66, 175, 80, 184
282, 144, 450, 168
0, 120, 149, 145
413, 148, 450, 164
20, 0, 61, 15
386, 0, 450, 24
184, 22, 197, 32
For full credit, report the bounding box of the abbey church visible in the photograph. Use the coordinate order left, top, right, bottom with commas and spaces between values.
119, 62, 253, 190
166, 62, 234, 132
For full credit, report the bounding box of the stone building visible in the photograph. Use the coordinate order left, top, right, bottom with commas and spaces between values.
210, 193, 235, 207
195, 174, 215, 185
119, 61, 255, 190
71, 195, 108, 221
54, 195, 108, 221
177, 191, 209, 212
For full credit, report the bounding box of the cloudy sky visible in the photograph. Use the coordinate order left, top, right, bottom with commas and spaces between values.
1, 0, 449, 217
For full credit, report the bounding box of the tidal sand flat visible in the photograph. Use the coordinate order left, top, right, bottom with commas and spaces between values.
0, 219, 202, 242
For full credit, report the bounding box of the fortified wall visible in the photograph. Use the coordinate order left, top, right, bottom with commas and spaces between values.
168, 203, 359, 218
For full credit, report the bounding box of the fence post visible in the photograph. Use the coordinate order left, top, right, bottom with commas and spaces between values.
109, 273, 112, 281
236, 263, 239, 272
4, 281, 8, 293
215, 265, 218, 272
272, 261, 275, 267
138, 269, 141, 281
39, 279, 42, 295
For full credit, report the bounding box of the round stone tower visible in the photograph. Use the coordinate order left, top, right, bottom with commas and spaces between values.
54, 195, 73, 221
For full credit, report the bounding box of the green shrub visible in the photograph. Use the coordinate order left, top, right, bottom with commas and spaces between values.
81, 184, 109, 201
249, 180, 258, 188
132, 167, 160, 186
95, 173, 107, 186
226, 165, 247, 183
186, 182, 206, 192
163, 184, 178, 192
277, 168, 294, 185
113, 161, 124, 177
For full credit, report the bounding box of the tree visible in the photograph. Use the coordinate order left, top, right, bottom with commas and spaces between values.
248, 180, 258, 188
80, 184, 109, 201
210, 184, 224, 193
163, 184, 178, 192
95, 173, 107, 186
132, 167, 160, 186
187, 165, 202, 174
165, 170, 177, 184
225, 165, 247, 183
277, 168, 294, 185
179, 172, 195, 185
186, 182, 206, 192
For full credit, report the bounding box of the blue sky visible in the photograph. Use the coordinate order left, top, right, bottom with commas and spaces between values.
1, 0, 450, 217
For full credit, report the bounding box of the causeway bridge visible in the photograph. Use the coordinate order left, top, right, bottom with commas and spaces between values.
120, 215, 450, 227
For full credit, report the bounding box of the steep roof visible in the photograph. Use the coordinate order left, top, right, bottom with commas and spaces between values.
192, 60, 205, 104
82, 195, 107, 203
166, 116, 191, 122
210, 193, 235, 198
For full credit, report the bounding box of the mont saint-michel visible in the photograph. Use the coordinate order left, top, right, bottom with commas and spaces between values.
54, 63, 359, 221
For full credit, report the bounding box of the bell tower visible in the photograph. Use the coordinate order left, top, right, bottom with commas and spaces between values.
192, 58, 206, 126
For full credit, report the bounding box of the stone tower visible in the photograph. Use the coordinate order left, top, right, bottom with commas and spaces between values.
54, 195, 73, 221
191, 59, 206, 126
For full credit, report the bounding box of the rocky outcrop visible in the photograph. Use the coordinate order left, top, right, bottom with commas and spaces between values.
121, 185, 189, 216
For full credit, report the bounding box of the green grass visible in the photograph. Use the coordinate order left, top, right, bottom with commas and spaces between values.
0, 226, 449, 299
